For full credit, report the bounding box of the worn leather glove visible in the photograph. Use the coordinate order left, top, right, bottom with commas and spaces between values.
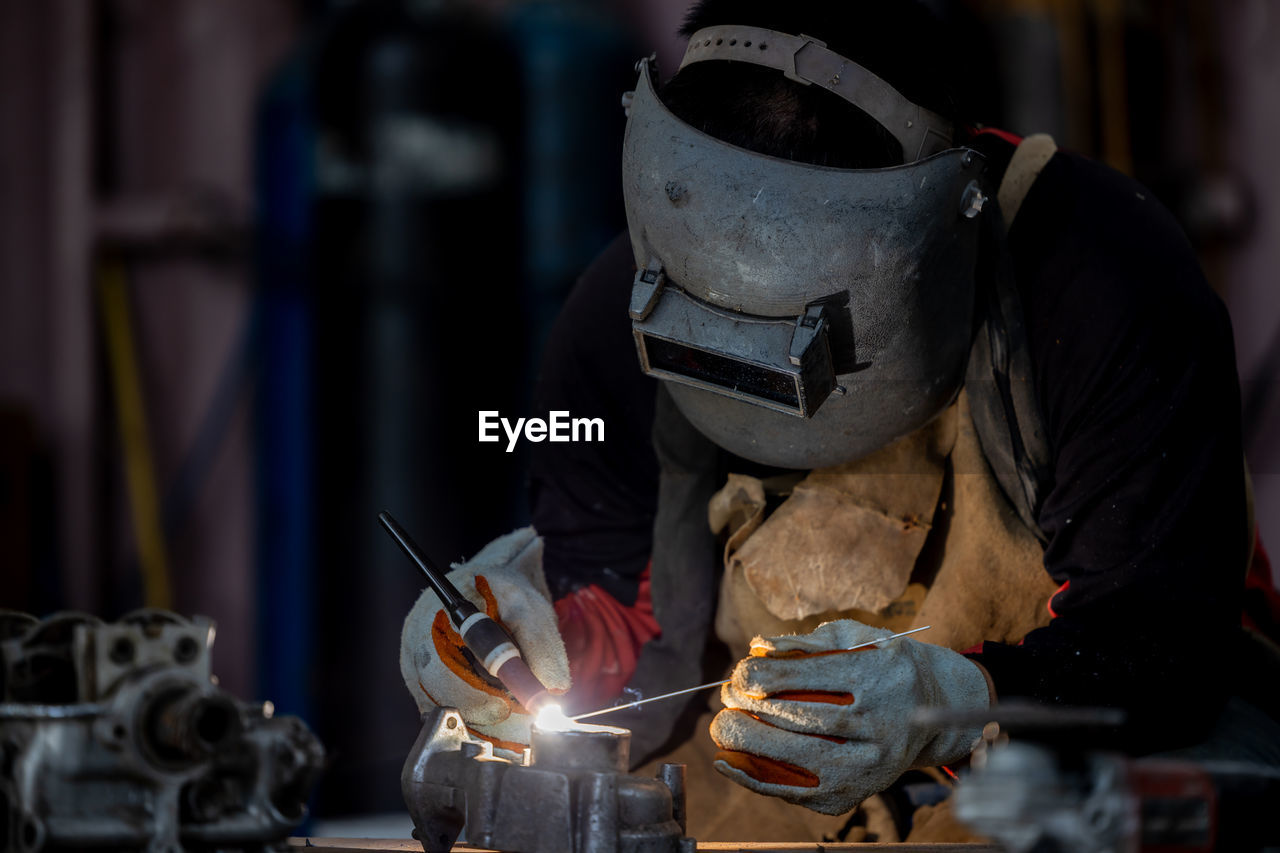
399, 527, 570, 753
710, 620, 989, 815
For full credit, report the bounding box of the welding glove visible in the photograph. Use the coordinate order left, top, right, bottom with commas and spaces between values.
710, 619, 990, 815
399, 527, 570, 753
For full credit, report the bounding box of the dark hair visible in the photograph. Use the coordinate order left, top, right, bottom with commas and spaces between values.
660, 0, 962, 168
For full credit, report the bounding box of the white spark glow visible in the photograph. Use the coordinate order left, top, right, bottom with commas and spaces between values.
534, 703, 574, 731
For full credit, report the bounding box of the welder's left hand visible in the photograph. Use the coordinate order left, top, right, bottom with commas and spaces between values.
710, 620, 990, 815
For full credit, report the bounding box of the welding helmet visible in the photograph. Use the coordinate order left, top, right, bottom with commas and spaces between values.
623, 26, 990, 469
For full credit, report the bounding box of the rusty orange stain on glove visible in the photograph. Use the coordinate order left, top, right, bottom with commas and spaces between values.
714, 748, 820, 788
768, 689, 855, 706
430, 574, 523, 705
751, 645, 880, 660
470, 728, 530, 755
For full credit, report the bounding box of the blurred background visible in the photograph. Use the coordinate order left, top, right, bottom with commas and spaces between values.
1, 0, 1278, 824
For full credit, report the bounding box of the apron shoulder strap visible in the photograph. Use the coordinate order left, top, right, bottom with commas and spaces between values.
966, 133, 1058, 543
998, 133, 1058, 229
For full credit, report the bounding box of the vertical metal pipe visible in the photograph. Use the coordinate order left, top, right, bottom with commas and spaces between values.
578, 771, 619, 853
658, 763, 686, 836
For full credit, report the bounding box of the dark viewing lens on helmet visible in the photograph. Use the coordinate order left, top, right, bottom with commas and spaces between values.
629, 270, 836, 417
641, 335, 802, 410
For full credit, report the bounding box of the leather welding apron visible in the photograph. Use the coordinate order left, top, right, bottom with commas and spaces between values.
711, 387, 1059, 660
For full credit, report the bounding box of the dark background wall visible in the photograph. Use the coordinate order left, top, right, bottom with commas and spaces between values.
2, 0, 1278, 818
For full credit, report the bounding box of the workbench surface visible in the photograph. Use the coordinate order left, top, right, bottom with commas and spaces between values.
289, 839, 1003, 852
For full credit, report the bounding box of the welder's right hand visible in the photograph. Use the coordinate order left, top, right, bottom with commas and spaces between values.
399, 527, 570, 753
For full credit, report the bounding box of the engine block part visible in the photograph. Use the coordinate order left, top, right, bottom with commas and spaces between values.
0, 609, 324, 852
402, 708, 695, 853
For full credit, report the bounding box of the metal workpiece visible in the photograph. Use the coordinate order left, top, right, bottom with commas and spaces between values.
0, 609, 324, 852
529, 721, 630, 774
402, 708, 695, 853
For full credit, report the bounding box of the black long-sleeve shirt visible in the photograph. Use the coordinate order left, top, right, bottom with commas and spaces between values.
530, 140, 1247, 753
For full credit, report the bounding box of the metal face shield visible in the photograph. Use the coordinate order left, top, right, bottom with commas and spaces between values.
622, 55, 990, 469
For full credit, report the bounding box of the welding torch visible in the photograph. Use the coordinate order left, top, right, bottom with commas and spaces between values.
379, 511, 556, 715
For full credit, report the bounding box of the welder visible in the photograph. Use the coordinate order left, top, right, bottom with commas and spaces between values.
400, 0, 1280, 837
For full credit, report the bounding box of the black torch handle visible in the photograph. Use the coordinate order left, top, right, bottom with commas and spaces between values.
379, 511, 554, 713
378, 511, 472, 623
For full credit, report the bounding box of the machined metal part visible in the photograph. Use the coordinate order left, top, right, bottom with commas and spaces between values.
924, 702, 1280, 852
402, 707, 695, 853
957, 740, 1280, 853
952, 739, 1133, 853
0, 609, 324, 852
914, 703, 1133, 853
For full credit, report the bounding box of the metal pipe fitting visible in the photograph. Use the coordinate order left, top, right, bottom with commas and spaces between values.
147, 685, 243, 764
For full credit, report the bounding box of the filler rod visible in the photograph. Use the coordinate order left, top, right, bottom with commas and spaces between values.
571, 625, 932, 721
